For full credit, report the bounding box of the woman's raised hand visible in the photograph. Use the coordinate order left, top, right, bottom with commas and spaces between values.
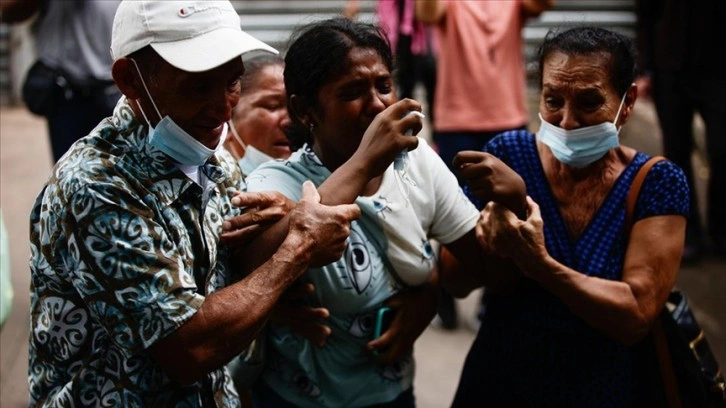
351, 98, 423, 178
454, 151, 527, 220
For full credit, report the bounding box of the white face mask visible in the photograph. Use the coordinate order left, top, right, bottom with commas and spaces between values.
538, 92, 627, 168
130, 59, 226, 166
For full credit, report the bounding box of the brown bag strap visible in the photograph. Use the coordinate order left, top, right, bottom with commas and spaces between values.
626, 155, 681, 407
625, 156, 666, 230
653, 317, 682, 408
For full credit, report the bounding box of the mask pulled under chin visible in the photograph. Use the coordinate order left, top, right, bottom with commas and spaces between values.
129, 57, 226, 167
148, 118, 227, 166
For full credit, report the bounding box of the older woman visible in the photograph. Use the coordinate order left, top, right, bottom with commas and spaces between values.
448, 26, 689, 406
233, 17, 524, 408
224, 54, 292, 176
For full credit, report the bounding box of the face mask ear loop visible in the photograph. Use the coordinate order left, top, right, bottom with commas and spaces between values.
129, 58, 163, 123
135, 96, 152, 127
613, 89, 629, 132
227, 120, 247, 151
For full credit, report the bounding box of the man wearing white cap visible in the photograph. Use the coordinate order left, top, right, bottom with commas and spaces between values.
28, 1, 360, 406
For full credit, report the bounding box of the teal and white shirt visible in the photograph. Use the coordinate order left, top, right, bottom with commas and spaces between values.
245, 139, 479, 407
29, 97, 245, 407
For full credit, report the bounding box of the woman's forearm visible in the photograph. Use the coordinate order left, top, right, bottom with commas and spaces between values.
236, 158, 375, 274
440, 232, 522, 297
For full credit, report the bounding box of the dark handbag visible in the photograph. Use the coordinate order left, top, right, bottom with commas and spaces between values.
656, 291, 726, 407
21, 60, 62, 117
628, 156, 726, 407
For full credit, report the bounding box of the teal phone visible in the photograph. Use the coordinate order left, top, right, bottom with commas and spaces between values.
374, 306, 395, 339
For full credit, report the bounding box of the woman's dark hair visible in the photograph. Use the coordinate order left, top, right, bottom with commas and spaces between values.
535, 26, 637, 97
240, 53, 284, 91
283, 17, 394, 150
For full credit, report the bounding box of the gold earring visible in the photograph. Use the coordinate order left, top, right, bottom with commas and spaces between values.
309, 122, 315, 133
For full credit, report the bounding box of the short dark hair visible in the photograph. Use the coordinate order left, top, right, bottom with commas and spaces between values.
535, 26, 637, 97
283, 17, 393, 149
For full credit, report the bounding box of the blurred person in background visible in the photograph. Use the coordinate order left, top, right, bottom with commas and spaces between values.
416, 0, 554, 331
0, 0, 122, 163
635, 0, 726, 262
224, 53, 292, 176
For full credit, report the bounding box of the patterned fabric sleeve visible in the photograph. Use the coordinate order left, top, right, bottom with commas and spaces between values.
64, 184, 203, 357
634, 159, 690, 221
218, 148, 247, 192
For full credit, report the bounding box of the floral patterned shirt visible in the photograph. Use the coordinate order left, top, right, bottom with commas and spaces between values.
29, 97, 245, 407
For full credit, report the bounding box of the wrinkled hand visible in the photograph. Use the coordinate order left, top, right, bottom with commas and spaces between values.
270, 282, 331, 347
476, 196, 546, 274
288, 181, 361, 267
351, 99, 423, 178
454, 151, 527, 220
220, 190, 294, 248
366, 281, 438, 365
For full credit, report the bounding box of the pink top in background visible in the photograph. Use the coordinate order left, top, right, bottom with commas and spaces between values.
377, 0, 436, 56
434, 0, 528, 132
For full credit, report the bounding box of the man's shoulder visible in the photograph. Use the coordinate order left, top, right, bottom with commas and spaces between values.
49, 120, 148, 197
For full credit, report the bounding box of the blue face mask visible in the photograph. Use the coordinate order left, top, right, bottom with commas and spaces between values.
130, 59, 226, 166
538, 93, 627, 168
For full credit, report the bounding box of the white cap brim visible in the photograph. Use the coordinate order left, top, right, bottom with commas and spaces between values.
151, 27, 278, 72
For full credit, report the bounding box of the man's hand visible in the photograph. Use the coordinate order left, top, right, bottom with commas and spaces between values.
454, 151, 527, 220
220, 191, 293, 248
287, 181, 361, 267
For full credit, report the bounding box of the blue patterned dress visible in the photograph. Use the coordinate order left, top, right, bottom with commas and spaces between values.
452, 130, 689, 407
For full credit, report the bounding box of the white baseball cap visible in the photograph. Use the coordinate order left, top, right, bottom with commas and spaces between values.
110, 1, 278, 72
